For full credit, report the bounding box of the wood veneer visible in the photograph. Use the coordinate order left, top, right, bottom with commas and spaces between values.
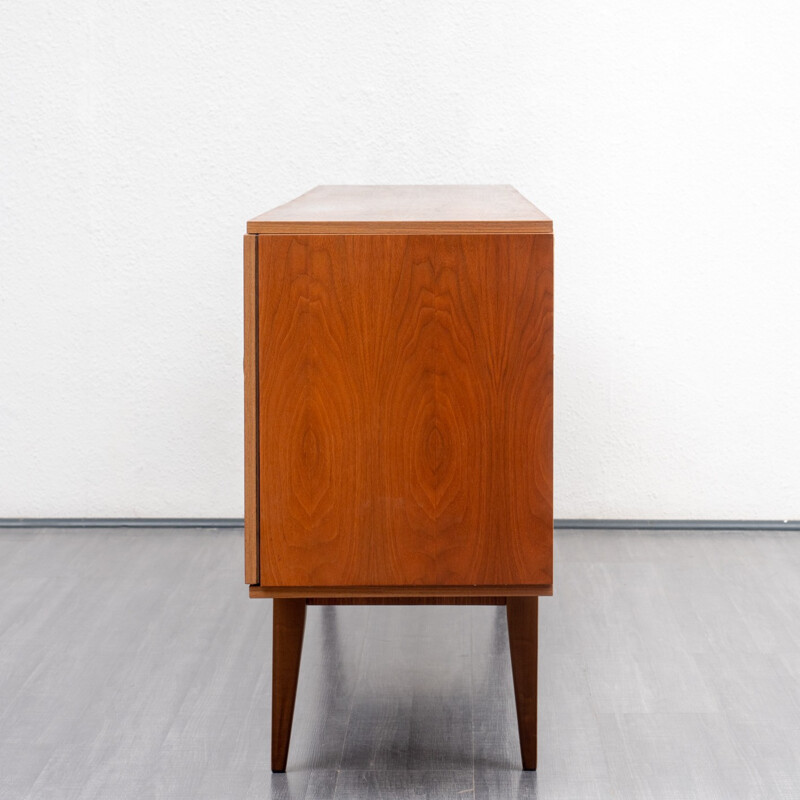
247, 184, 552, 235
256, 233, 552, 590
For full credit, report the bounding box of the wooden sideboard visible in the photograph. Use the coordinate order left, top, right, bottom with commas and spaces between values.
244, 185, 553, 772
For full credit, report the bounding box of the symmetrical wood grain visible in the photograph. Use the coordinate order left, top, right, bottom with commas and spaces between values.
256, 233, 552, 590
247, 185, 552, 235
243, 234, 259, 584
507, 596, 539, 770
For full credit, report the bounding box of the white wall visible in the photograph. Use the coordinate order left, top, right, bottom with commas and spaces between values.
2, 1, 799, 519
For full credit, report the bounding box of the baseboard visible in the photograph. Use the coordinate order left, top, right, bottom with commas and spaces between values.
0, 517, 799, 531
556, 519, 800, 531
0, 518, 243, 529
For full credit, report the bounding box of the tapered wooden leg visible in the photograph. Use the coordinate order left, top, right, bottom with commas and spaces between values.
271, 598, 306, 773
507, 596, 538, 770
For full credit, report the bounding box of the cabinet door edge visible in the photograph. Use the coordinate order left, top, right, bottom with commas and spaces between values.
244, 234, 260, 584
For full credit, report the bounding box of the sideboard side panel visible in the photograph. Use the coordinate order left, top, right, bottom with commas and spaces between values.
256, 233, 552, 588
243, 234, 260, 584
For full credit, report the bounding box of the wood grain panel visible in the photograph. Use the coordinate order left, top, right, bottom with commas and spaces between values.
257, 233, 552, 589
374, 236, 439, 583
243, 234, 259, 584
434, 235, 553, 586
257, 235, 361, 586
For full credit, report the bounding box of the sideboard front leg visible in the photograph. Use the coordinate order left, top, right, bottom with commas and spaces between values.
271, 598, 306, 772
507, 596, 538, 770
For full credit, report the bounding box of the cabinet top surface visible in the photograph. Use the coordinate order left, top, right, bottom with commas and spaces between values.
247, 185, 552, 235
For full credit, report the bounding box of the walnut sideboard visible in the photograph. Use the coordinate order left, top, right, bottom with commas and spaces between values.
243, 185, 553, 772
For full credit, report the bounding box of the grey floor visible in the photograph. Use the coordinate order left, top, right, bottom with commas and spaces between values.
1, 529, 800, 799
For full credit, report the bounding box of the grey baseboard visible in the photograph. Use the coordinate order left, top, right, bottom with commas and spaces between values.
0, 517, 799, 531
556, 519, 800, 531
0, 518, 244, 529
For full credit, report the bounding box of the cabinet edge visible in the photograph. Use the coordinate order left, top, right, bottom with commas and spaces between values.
244, 234, 260, 584
249, 584, 553, 599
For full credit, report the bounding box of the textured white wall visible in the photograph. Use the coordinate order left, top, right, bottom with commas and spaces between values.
2, 1, 799, 519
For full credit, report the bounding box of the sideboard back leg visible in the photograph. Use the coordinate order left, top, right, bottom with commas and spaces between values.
271, 598, 307, 773
506, 596, 539, 770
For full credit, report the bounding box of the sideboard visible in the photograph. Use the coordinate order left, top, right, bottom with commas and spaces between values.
243, 185, 553, 771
